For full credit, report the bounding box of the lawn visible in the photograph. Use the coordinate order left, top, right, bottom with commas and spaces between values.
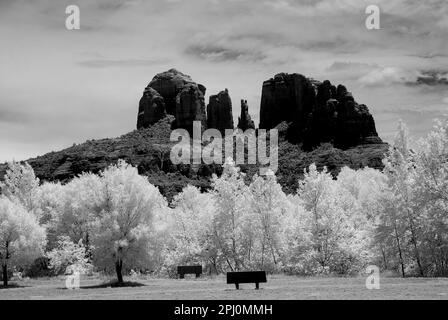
0, 275, 447, 300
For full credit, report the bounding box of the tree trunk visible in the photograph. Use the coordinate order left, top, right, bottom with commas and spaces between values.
115, 260, 123, 284
408, 216, 424, 277
411, 238, 424, 277
381, 246, 388, 270
394, 226, 405, 278
2, 264, 7, 287
85, 233, 93, 261
226, 260, 234, 271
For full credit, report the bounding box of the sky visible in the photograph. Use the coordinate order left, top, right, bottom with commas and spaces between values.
0, 0, 447, 162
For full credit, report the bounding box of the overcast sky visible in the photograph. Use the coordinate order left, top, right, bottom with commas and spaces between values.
1, 0, 447, 162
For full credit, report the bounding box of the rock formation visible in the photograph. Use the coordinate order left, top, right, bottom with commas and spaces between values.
137, 87, 167, 128
175, 83, 207, 133
259, 73, 382, 149
146, 68, 201, 115
206, 89, 234, 134
1, 70, 389, 202
137, 69, 207, 133
259, 73, 316, 130
237, 99, 255, 131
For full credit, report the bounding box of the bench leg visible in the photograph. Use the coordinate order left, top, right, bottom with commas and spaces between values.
255, 283, 259, 290
179, 274, 184, 279
196, 273, 200, 278
235, 283, 239, 290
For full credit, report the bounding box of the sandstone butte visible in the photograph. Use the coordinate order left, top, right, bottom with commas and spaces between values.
0, 69, 388, 201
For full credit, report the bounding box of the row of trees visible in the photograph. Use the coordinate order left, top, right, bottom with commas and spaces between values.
160, 120, 448, 277
1, 120, 447, 285
377, 121, 448, 277
0, 161, 166, 285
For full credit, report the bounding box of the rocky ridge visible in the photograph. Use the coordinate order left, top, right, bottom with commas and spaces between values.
259, 73, 382, 149
0, 69, 388, 201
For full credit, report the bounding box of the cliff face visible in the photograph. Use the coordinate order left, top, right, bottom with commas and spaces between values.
206, 89, 234, 134
260, 73, 316, 130
259, 73, 382, 149
137, 87, 166, 128
175, 83, 207, 133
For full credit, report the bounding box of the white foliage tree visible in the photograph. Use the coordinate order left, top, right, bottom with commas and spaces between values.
381, 121, 425, 276
412, 120, 448, 276
33, 182, 65, 249
54, 173, 104, 252
337, 167, 387, 268
248, 171, 289, 271
211, 158, 251, 271
164, 185, 216, 274
0, 197, 46, 286
46, 236, 92, 275
297, 164, 366, 274
298, 164, 340, 272
282, 194, 314, 274
0, 162, 39, 213
90, 160, 167, 284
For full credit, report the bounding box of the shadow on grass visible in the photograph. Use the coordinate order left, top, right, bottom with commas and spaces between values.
80, 281, 146, 290
0, 283, 28, 290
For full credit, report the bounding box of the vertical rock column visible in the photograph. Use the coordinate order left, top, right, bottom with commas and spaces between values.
206, 89, 234, 134
237, 99, 255, 131
175, 83, 207, 134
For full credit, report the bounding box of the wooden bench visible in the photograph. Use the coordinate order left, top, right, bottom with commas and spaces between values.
177, 265, 202, 279
227, 271, 267, 290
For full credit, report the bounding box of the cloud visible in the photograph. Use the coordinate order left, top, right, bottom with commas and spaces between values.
358, 67, 417, 87
97, 0, 136, 11
185, 44, 266, 63
356, 67, 448, 88
381, 105, 448, 117
410, 53, 448, 59
1, 0, 448, 161
326, 62, 379, 80
298, 38, 359, 54
0, 108, 30, 124
410, 70, 448, 87
78, 58, 171, 68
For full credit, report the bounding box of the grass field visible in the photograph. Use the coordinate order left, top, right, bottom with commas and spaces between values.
1, 275, 448, 300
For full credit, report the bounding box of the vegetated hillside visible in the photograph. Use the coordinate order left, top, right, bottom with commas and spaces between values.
0, 114, 388, 202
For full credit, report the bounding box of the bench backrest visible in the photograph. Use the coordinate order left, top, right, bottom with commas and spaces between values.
227, 271, 267, 284
177, 265, 202, 274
